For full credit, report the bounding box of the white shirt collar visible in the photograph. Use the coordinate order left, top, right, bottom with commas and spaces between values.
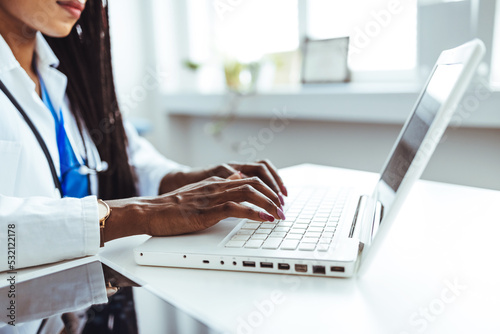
35, 31, 60, 69
0, 31, 60, 74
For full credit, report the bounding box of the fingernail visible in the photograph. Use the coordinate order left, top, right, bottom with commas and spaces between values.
227, 172, 241, 180
259, 211, 275, 222
278, 193, 285, 206
277, 208, 286, 220
280, 184, 288, 197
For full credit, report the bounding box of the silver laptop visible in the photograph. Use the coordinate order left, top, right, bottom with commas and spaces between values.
134, 40, 485, 277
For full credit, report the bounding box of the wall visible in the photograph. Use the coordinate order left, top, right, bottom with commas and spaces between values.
165, 115, 500, 190
107, 0, 500, 191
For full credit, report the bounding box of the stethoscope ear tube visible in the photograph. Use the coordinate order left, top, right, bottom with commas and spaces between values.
0, 78, 64, 197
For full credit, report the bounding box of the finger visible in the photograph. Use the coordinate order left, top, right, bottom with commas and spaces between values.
257, 159, 288, 196
216, 177, 282, 209
226, 172, 243, 180
205, 201, 277, 224
172, 176, 226, 193
204, 184, 285, 220
230, 162, 283, 200
207, 163, 239, 178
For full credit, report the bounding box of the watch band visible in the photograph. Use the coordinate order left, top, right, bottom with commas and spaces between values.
98, 199, 111, 247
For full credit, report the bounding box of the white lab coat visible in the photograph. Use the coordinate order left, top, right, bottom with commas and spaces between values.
0, 32, 187, 272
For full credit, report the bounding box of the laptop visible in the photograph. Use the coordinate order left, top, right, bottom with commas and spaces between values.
134, 40, 485, 277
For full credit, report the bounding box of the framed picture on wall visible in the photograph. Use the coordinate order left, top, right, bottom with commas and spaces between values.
301, 36, 350, 84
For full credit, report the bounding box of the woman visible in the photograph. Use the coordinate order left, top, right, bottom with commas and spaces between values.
0, 0, 287, 271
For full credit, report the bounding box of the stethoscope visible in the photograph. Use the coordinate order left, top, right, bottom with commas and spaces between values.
0, 78, 107, 197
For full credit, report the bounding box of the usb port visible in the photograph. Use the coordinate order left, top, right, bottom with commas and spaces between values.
312, 265, 326, 274
260, 262, 273, 268
295, 264, 307, 272
242, 261, 256, 267
330, 266, 345, 272
278, 263, 290, 270
202, 260, 209, 264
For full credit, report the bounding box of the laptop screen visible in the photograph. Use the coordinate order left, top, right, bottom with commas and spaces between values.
380, 64, 464, 192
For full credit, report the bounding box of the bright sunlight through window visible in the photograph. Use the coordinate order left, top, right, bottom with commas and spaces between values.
307, 0, 417, 71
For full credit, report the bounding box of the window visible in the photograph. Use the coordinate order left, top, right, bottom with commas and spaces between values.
186, 0, 298, 63
307, 0, 417, 71
491, 0, 500, 87
179, 0, 418, 91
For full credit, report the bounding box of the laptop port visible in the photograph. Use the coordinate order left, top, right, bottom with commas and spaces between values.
260, 262, 273, 268
278, 263, 290, 270
243, 261, 256, 267
203, 260, 209, 264
295, 264, 307, 272
331, 266, 345, 272
312, 265, 326, 274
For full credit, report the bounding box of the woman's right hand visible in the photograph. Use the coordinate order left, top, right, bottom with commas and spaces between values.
102, 176, 286, 243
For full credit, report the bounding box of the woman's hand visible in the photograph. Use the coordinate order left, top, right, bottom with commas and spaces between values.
102, 175, 286, 243
159, 160, 288, 202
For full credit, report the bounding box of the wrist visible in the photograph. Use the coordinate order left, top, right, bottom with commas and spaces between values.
101, 198, 148, 243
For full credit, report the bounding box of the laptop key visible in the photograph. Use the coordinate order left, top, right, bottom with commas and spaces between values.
242, 222, 261, 230
317, 244, 330, 251
255, 228, 273, 234
250, 234, 267, 240
270, 231, 286, 238
274, 226, 290, 232
320, 237, 333, 243
262, 238, 282, 249
236, 229, 253, 235
231, 234, 251, 241
302, 237, 319, 244
244, 240, 264, 248
304, 232, 321, 238
280, 240, 299, 250
225, 240, 246, 248
298, 243, 316, 251
290, 228, 306, 234
285, 234, 302, 240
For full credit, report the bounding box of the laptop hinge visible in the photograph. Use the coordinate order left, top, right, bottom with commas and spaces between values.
348, 195, 367, 238
349, 195, 383, 248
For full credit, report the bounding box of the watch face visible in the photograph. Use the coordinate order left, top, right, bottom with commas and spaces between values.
98, 201, 108, 221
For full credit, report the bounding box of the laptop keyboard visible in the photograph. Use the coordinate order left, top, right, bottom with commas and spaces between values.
224, 187, 350, 252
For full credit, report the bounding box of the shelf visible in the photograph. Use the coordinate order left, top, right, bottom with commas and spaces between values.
162, 85, 500, 128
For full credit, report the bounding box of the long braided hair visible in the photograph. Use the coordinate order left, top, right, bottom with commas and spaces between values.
44, 0, 137, 200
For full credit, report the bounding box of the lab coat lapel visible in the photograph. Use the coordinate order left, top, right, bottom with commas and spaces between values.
0, 33, 61, 175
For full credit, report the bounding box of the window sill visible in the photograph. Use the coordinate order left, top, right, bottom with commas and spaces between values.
162, 84, 500, 128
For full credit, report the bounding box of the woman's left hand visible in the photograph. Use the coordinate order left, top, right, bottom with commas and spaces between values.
159, 160, 287, 202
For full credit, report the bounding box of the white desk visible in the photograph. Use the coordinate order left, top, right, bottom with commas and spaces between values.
98, 164, 500, 334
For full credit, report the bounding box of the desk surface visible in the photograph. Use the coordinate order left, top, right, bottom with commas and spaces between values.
99, 164, 500, 334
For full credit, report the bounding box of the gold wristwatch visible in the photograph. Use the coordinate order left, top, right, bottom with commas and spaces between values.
98, 199, 111, 247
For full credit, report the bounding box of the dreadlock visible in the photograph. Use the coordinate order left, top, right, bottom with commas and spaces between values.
44, 0, 137, 200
